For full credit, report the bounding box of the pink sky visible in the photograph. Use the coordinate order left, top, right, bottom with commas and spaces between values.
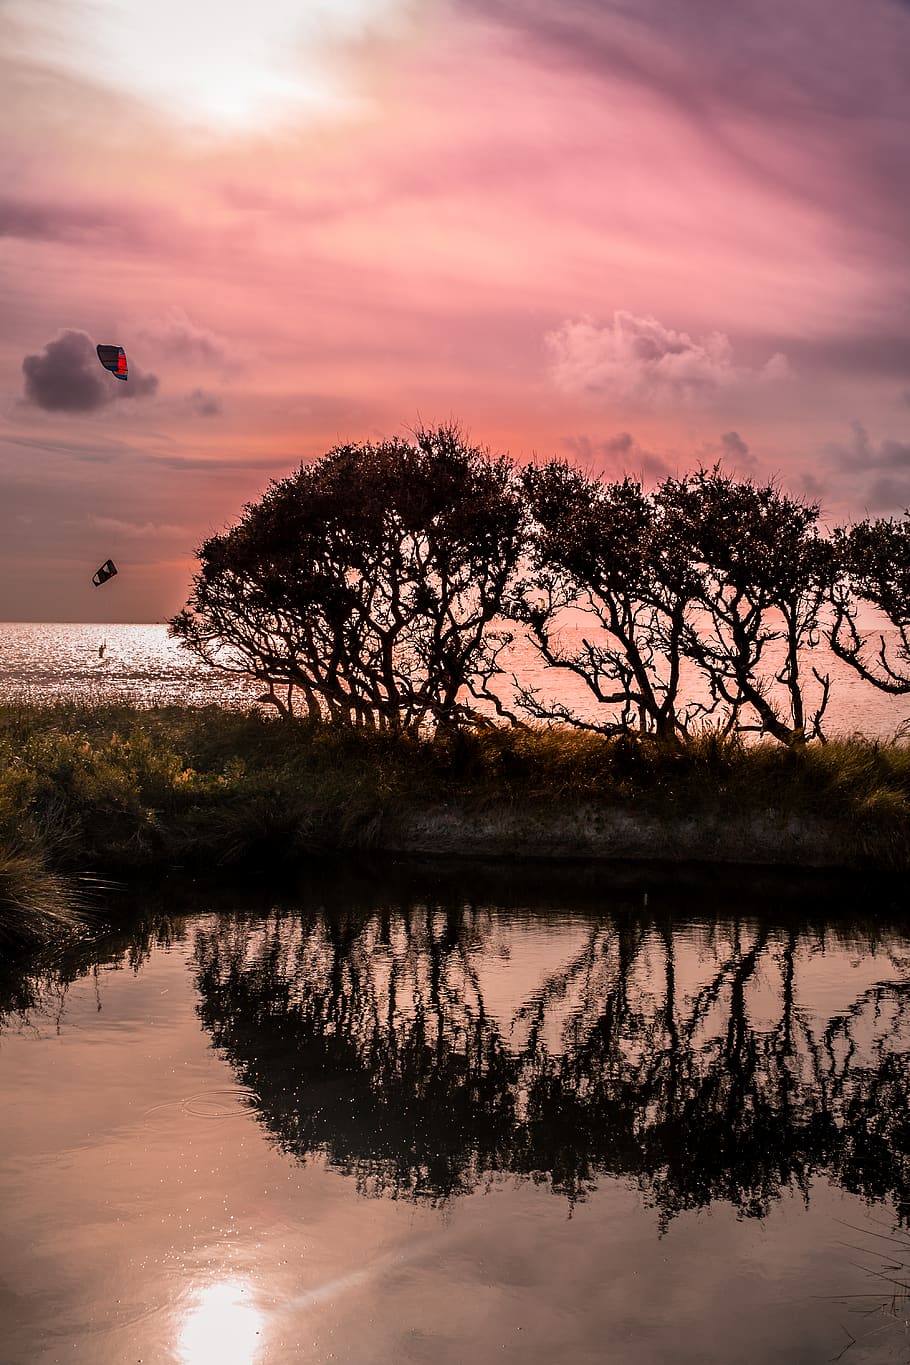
1, 0, 908, 621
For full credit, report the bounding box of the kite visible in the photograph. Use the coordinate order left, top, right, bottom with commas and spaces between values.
96, 344, 128, 381
92, 559, 118, 587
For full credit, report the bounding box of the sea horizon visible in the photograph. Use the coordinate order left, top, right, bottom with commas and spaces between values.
2, 620, 909, 739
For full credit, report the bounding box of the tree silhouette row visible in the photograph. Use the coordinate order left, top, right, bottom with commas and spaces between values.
171, 424, 910, 742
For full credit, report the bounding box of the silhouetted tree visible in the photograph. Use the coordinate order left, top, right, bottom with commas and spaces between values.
660, 468, 835, 744
170, 425, 526, 729
829, 516, 910, 695
510, 464, 703, 739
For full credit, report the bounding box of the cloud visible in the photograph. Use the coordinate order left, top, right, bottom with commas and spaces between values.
137, 308, 244, 371
798, 471, 826, 501
823, 421, 910, 514
562, 431, 671, 483
865, 477, 910, 514
21, 330, 159, 411
826, 421, 910, 474
119, 367, 159, 399
86, 515, 189, 540
602, 430, 635, 456
459, 0, 910, 258
22, 330, 111, 412
140, 452, 283, 472
186, 388, 222, 416
546, 312, 790, 409
720, 430, 749, 460
0, 191, 178, 255
0, 194, 116, 243
4, 433, 139, 462
757, 352, 794, 383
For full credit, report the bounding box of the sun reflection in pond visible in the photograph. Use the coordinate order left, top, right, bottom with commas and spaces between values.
177, 1279, 264, 1365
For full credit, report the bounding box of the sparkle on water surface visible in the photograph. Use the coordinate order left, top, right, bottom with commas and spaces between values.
177, 1278, 264, 1365
1, 621, 910, 737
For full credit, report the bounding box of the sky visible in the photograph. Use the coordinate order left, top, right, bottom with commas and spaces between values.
1, 0, 908, 622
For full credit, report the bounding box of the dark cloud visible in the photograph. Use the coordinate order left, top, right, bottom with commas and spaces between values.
563, 432, 671, 483
721, 430, 749, 459
119, 367, 159, 400
0, 195, 107, 242
604, 431, 635, 455
798, 472, 826, 501
866, 476, 910, 514
822, 421, 910, 514
22, 330, 110, 411
0, 193, 166, 253
4, 434, 137, 463
785, 333, 910, 380
187, 388, 222, 417
826, 421, 910, 473
21, 330, 158, 411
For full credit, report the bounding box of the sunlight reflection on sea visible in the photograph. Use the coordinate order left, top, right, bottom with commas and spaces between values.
1, 622, 909, 738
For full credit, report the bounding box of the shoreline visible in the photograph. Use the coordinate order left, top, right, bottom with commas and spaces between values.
1, 800, 903, 958
376, 801, 853, 868
2, 700, 910, 949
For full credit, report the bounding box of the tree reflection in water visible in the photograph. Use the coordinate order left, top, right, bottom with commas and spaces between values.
191, 888, 910, 1226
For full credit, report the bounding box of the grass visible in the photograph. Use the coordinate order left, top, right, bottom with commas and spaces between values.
0, 847, 85, 951
1, 700, 910, 948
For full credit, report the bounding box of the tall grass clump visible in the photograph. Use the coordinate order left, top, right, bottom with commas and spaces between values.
0, 846, 84, 951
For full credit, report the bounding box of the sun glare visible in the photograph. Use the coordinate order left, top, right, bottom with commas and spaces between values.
177, 1279, 264, 1365
11, 0, 411, 131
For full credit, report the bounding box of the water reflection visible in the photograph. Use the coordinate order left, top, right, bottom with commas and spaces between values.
177, 1279, 263, 1365
190, 895, 910, 1224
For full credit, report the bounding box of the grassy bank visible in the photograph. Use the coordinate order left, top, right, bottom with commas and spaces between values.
2, 700, 910, 946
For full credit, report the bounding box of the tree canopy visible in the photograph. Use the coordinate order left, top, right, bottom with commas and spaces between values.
171, 424, 526, 729
172, 423, 910, 744
829, 517, 910, 695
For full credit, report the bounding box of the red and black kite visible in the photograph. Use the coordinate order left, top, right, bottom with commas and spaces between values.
92, 559, 118, 587
96, 344, 128, 381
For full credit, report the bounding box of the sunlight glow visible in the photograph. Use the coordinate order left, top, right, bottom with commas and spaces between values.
177, 1279, 264, 1365
12, 0, 412, 131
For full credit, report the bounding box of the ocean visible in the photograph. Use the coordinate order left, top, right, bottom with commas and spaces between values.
0, 621, 908, 739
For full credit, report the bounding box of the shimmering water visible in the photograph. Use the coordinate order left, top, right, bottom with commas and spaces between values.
1, 622, 910, 738
0, 623, 261, 708
1, 866, 909, 1364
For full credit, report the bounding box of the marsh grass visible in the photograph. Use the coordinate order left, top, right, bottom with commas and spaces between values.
1, 701, 910, 944
0, 846, 84, 951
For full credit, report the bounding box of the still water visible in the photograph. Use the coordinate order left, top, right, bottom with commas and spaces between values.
1, 864, 909, 1364
2, 622, 910, 738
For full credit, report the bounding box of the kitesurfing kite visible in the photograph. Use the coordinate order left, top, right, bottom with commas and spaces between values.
92, 559, 118, 587
96, 344, 128, 381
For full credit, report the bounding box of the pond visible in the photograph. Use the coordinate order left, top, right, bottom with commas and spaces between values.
1, 861, 909, 1364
